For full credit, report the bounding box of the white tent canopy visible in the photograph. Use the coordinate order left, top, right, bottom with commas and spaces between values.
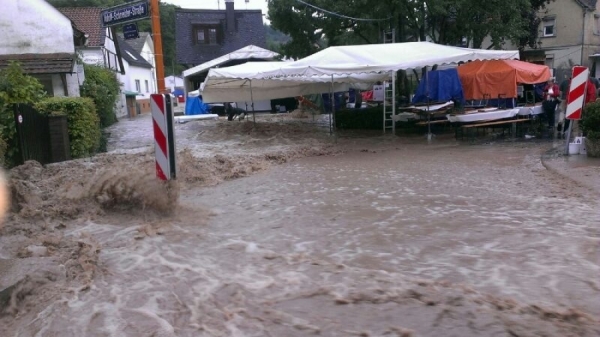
254, 42, 519, 78
201, 61, 389, 103
182, 45, 280, 79
200, 42, 519, 103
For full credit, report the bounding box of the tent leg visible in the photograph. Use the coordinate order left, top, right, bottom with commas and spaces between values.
329, 80, 333, 135
392, 70, 396, 134
331, 75, 335, 135
249, 79, 256, 125
424, 71, 435, 142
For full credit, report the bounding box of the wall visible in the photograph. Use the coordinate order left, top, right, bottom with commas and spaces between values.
139, 36, 157, 95
117, 59, 155, 115
538, 0, 584, 49
128, 66, 155, 99
0, 0, 74, 55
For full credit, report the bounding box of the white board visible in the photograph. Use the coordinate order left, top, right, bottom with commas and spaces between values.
174, 114, 219, 123
373, 85, 384, 102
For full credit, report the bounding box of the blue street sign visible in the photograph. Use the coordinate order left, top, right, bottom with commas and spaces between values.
123, 23, 139, 39
101, 1, 149, 27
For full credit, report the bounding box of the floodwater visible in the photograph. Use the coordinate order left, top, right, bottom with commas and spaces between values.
2, 115, 600, 336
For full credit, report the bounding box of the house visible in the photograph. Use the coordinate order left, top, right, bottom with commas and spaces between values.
0, 0, 85, 97
119, 32, 156, 81
117, 36, 155, 116
175, 0, 267, 68
58, 7, 123, 73
514, 0, 600, 80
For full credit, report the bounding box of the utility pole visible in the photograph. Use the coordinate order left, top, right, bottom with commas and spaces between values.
150, 0, 166, 93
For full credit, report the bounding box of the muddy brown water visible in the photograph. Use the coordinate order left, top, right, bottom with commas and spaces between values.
2, 125, 600, 336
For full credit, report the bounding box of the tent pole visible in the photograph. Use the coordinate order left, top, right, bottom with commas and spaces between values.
329, 78, 333, 135
331, 75, 335, 134
425, 70, 434, 141
249, 79, 256, 124
392, 70, 396, 134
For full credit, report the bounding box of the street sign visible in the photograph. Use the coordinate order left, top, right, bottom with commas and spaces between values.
566, 66, 589, 120
123, 23, 140, 40
101, 1, 150, 27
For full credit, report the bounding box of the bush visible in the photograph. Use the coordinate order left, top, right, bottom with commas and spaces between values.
0, 62, 46, 166
582, 101, 600, 140
35, 97, 101, 158
80, 64, 120, 128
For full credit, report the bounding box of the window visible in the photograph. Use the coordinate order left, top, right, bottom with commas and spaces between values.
193, 25, 221, 45
145, 80, 149, 93
135, 80, 141, 93
543, 18, 556, 37
595, 14, 600, 35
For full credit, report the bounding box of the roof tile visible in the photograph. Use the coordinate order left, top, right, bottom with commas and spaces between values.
58, 7, 105, 47
0, 54, 75, 74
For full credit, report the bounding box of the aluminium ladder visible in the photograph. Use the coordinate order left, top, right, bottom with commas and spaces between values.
382, 30, 396, 133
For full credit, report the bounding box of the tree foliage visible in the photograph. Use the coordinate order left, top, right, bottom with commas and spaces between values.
268, 0, 555, 59
0, 62, 46, 166
80, 64, 120, 128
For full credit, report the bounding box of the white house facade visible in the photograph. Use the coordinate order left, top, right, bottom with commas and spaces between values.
118, 36, 155, 115
0, 0, 83, 97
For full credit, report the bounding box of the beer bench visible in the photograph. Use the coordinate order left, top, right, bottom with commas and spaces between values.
415, 120, 450, 126
456, 118, 530, 141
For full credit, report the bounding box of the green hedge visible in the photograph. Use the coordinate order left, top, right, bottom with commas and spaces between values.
80, 64, 120, 128
35, 97, 101, 158
582, 101, 600, 140
335, 107, 384, 130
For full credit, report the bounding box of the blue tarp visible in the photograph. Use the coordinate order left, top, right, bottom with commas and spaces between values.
322, 92, 344, 112
185, 96, 210, 115
412, 69, 465, 105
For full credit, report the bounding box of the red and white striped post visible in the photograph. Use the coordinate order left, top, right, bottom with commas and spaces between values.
564, 66, 589, 154
151, 94, 177, 180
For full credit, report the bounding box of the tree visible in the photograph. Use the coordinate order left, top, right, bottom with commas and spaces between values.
517, 0, 554, 50
268, 0, 553, 58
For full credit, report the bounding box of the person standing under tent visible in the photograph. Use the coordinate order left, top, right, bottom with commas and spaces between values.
542, 77, 560, 133
558, 75, 571, 131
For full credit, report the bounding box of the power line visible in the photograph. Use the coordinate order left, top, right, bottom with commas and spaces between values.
294, 0, 391, 22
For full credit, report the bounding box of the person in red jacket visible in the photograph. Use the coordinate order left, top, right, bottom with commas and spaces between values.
543, 77, 560, 129
586, 77, 597, 103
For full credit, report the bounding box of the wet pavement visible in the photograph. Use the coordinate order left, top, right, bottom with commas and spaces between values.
2, 116, 600, 336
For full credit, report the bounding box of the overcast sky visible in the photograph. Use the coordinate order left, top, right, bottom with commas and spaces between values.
162, 0, 270, 22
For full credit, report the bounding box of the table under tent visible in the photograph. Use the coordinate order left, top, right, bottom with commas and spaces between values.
200, 41, 519, 136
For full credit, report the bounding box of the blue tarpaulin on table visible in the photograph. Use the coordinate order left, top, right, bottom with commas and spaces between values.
185, 96, 209, 115
412, 69, 465, 104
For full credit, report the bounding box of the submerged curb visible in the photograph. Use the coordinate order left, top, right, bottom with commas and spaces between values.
540, 143, 600, 196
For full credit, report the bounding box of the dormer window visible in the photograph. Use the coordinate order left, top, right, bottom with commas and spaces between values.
193, 25, 221, 45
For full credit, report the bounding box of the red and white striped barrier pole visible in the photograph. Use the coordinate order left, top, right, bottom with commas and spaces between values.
564, 66, 589, 154
151, 94, 177, 180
